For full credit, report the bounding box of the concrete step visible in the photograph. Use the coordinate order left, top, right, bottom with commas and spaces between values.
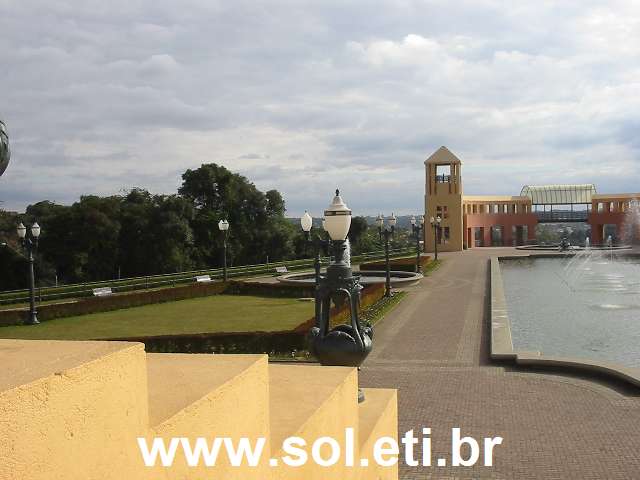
0, 339, 151, 480
358, 388, 398, 480
145, 353, 270, 479
269, 363, 359, 480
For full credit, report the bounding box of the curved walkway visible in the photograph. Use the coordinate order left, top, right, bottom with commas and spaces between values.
360, 247, 640, 479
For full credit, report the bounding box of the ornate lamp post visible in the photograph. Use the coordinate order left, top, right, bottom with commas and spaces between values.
309, 190, 373, 403
410, 215, 425, 273
430, 215, 442, 261
300, 211, 330, 285
0, 120, 9, 178
376, 213, 397, 297
218, 219, 229, 281
17, 222, 41, 325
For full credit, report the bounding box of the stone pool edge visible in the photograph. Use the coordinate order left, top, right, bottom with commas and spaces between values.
490, 255, 640, 389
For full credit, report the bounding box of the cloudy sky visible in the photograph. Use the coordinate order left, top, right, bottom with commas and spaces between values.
1, 0, 639, 216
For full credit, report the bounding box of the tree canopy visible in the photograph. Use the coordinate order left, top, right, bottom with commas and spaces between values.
0, 164, 300, 289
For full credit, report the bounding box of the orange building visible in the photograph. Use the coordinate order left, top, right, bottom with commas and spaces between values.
424, 146, 640, 250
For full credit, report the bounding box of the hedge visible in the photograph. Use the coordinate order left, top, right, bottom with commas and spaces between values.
359, 254, 432, 273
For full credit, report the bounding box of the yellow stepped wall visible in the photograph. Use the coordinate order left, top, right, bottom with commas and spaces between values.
0, 339, 398, 480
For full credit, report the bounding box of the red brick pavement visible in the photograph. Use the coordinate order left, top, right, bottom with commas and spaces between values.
359, 248, 640, 479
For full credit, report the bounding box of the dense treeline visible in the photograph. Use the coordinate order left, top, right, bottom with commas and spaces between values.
0, 164, 407, 291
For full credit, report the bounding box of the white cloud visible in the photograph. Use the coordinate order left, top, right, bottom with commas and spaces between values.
1, 0, 640, 216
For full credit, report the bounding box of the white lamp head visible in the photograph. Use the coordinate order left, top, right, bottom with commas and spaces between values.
419, 215, 425, 225
436, 215, 442, 224
17, 222, 26, 239
410, 215, 416, 226
323, 189, 352, 241
375, 214, 384, 229
430, 216, 435, 225
388, 213, 397, 228
218, 219, 229, 231
31, 222, 41, 238
300, 211, 313, 233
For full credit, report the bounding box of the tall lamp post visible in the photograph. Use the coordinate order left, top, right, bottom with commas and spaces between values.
430, 215, 442, 261
309, 190, 373, 403
300, 211, 330, 285
17, 222, 41, 325
218, 219, 229, 281
410, 215, 425, 273
376, 213, 396, 297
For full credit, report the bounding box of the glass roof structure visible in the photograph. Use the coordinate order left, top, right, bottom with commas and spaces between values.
520, 184, 597, 205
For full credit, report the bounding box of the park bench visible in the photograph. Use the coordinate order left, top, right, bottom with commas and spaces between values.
92, 287, 113, 297
195, 275, 212, 283
275, 266, 288, 274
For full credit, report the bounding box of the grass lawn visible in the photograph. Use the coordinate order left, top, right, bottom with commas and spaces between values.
0, 295, 314, 340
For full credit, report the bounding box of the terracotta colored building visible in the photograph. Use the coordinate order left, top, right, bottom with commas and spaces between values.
424, 146, 640, 251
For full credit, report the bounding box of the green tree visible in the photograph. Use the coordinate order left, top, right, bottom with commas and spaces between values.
179, 163, 294, 267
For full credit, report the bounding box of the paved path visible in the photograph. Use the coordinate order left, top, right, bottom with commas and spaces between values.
360, 247, 640, 479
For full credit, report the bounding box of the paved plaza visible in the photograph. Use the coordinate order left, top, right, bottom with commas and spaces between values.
360, 247, 640, 479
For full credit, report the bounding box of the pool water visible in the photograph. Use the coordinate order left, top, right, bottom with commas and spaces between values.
500, 256, 640, 368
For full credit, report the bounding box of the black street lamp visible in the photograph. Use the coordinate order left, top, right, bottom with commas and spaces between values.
410, 215, 425, 273
430, 215, 442, 261
17, 221, 41, 325
218, 219, 229, 281
300, 211, 330, 285
376, 213, 397, 297
309, 190, 373, 403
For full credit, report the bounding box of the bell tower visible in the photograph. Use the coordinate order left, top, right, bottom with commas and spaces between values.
424, 146, 464, 252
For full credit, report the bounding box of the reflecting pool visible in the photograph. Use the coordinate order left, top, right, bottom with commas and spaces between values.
500, 254, 640, 368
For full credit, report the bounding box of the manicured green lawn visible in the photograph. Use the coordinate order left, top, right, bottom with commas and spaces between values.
0, 295, 314, 340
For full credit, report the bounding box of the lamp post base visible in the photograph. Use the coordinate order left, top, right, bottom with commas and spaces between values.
24, 313, 39, 325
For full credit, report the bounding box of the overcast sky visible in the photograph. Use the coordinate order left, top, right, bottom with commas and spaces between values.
1, 0, 639, 217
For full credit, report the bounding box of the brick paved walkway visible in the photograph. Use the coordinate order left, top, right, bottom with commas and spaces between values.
360, 247, 640, 479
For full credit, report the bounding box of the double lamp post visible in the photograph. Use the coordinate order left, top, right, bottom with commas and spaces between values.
16, 222, 42, 325
375, 213, 396, 297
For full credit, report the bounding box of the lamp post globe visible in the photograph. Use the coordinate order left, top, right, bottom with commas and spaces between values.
17, 222, 26, 239
323, 189, 351, 241
300, 211, 313, 233
388, 213, 397, 229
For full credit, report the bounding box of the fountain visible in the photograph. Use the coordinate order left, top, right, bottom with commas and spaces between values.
278, 269, 423, 287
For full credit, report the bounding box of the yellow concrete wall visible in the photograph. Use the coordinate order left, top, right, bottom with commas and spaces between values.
0, 341, 153, 480
0, 341, 398, 480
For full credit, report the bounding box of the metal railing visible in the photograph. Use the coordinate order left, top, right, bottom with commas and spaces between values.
0, 247, 416, 306
535, 210, 589, 223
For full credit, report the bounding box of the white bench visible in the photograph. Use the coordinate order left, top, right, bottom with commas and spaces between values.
275, 266, 288, 274
195, 275, 212, 283
92, 287, 113, 297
